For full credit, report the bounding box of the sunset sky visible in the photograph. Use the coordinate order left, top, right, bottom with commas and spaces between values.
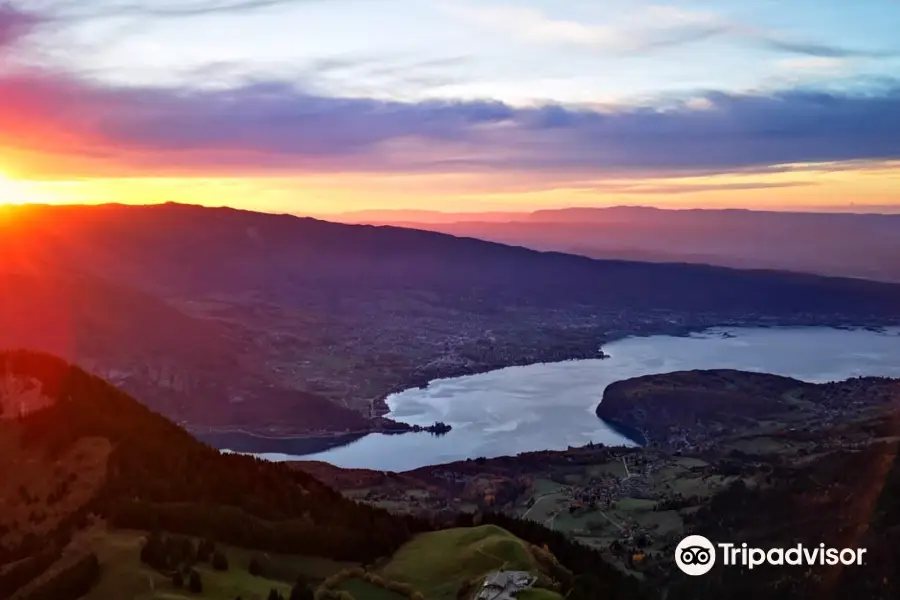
1, 0, 899, 214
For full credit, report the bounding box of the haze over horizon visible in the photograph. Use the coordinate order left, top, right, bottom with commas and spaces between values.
1, 0, 900, 214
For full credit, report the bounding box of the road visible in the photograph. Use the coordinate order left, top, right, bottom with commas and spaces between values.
522, 493, 556, 519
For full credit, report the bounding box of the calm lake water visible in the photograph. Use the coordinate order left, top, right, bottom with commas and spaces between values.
209, 327, 900, 472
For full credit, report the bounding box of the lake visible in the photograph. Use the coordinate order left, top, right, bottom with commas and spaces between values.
207, 326, 900, 471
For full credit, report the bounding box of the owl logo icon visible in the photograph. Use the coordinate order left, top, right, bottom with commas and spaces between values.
675, 535, 716, 576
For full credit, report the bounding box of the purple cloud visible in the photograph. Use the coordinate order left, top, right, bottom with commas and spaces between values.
2, 60, 900, 179
24, 0, 313, 21
0, 2, 40, 47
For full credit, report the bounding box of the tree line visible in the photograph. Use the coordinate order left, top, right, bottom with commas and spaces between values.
6, 350, 430, 564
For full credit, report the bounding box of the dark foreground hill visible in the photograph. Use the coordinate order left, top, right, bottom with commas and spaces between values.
3, 203, 900, 435
0, 350, 415, 565
5, 353, 900, 599
0, 350, 644, 600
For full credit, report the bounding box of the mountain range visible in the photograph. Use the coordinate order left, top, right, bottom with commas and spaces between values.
334, 206, 900, 282
3, 202, 900, 435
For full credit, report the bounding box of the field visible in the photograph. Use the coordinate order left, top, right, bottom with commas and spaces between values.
720, 435, 798, 455
519, 479, 569, 525
338, 578, 407, 600
30, 524, 560, 600
517, 589, 565, 600
510, 455, 731, 559
78, 529, 351, 600
6, 516, 560, 600
380, 525, 542, 600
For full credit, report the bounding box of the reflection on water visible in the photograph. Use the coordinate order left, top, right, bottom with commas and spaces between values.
200, 431, 368, 456
212, 327, 900, 472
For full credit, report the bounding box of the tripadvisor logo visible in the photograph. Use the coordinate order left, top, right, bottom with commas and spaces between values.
675, 535, 716, 576
674, 535, 868, 576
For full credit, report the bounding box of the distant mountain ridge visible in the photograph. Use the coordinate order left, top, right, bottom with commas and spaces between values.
6, 202, 900, 311
3, 202, 900, 435
332, 205, 900, 282
335, 205, 900, 224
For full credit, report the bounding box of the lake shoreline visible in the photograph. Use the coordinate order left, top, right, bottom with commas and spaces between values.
200, 325, 900, 470
189, 322, 899, 440
371, 320, 900, 418
193, 420, 451, 444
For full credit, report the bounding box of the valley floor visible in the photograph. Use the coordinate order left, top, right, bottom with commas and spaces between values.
295, 372, 900, 579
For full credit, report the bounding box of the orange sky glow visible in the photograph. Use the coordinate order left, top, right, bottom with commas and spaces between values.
3, 160, 900, 216
1, 1, 899, 216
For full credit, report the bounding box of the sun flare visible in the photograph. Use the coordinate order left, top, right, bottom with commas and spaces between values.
0, 173, 40, 204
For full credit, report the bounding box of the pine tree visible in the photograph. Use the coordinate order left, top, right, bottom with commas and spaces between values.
197, 538, 216, 563
248, 556, 262, 577
289, 577, 314, 600
189, 569, 203, 594
212, 549, 229, 571
140, 530, 167, 570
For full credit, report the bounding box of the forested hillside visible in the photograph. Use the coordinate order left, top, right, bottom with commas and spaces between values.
0, 350, 644, 600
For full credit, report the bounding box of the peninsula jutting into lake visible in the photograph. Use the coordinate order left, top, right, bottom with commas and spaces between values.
203, 326, 900, 471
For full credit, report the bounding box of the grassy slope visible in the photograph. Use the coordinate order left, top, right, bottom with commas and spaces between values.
518, 589, 564, 600
381, 525, 541, 600
80, 529, 351, 600
338, 578, 407, 600
78, 526, 556, 600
